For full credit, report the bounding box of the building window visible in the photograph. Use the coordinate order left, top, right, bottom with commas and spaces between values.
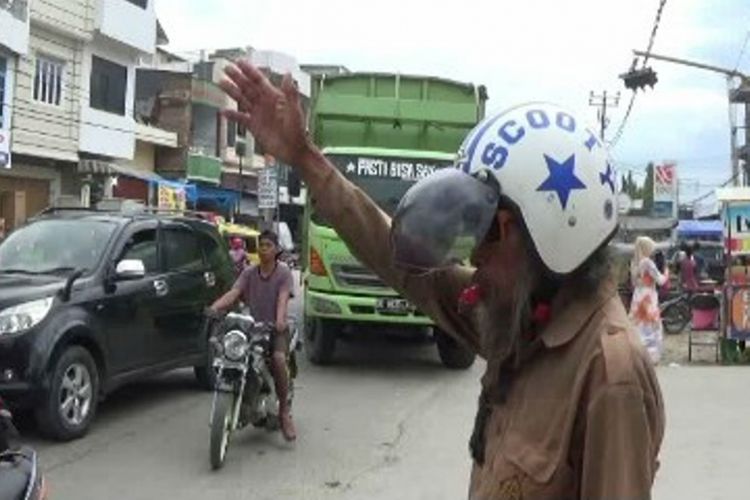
33, 55, 63, 106
126, 0, 148, 8
0, 57, 7, 128
90, 55, 127, 115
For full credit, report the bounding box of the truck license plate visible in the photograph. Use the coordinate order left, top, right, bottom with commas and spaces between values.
376, 298, 413, 314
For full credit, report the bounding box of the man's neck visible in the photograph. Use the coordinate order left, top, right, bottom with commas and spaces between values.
259, 260, 276, 275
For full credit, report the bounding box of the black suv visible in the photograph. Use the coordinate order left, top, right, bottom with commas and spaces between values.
0, 208, 234, 440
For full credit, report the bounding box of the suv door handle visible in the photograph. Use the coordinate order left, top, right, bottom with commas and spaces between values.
153, 279, 169, 297
204, 272, 216, 288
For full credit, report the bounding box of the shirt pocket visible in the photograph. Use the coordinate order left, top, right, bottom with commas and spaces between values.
499, 376, 577, 485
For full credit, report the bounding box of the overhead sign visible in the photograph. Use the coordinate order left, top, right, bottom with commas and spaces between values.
258, 166, 278, 209
0, 129, 10, 169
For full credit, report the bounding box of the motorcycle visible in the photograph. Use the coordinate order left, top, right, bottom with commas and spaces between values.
206, 312, 299, 470
660, 292, 691, 335
0, 398, 48, 500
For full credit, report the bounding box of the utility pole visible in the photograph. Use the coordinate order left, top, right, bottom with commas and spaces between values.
589, 91, 621, 140
632, 50, 750, 186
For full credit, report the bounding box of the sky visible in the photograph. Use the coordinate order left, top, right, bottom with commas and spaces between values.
154, 0, 750, 204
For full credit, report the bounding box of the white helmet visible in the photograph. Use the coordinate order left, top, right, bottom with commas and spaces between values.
391, 102, 618, 276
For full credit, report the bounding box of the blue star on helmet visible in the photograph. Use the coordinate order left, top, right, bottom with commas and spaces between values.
599, 162, 615, 194
537, 154, 587, 210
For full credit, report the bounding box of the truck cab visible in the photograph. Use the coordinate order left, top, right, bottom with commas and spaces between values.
301, 72, 487, 367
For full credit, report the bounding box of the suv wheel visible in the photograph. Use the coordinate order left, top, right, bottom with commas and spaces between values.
36, 346, 100, 441
435, 329, 476, 370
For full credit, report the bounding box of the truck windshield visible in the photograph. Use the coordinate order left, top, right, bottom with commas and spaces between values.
0, 219, 116, 275
312, 154, 453, 225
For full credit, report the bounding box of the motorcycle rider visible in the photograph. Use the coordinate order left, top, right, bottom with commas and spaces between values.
210, 230, 296, 441
219, 60, 664, 498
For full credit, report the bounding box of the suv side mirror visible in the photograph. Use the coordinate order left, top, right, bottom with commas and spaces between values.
116, 259, 146, 280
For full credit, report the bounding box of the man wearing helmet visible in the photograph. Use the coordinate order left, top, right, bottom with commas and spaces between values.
220, 61, 664, 499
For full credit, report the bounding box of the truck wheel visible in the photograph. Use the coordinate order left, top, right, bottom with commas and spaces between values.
305, 317, 337, 365
435, 330, 476, 370
36, 346, 100, 441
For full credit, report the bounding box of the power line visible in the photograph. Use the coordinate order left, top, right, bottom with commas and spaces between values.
733, 30, 750, 74
608, 0, 668, 149
684, 170, 742, 205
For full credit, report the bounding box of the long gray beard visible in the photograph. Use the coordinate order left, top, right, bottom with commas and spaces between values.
474, 270, 537, 361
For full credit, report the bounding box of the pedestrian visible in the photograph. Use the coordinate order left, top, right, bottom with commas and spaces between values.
211, 230, 296, 441
679, 244, 699, 292
219, 60, 664, 499
629, 236, 669, 364
228, 237, 246, 277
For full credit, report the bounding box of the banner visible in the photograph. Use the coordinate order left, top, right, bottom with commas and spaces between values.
654, 163, 677, 202
725, 203, 750, 254
653, 162, 677, 218
158, 184, 186, 211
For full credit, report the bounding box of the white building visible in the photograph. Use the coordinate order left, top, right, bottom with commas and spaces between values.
0, 0, 30, 232
0, 0, 175, 231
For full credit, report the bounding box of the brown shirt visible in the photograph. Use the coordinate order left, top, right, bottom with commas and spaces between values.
313, 166, 665, 500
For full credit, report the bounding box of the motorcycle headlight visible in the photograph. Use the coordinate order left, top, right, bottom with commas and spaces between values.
222, 330, 249, 361
0, 297, 54, 336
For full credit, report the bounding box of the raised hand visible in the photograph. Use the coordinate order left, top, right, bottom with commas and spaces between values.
220, 59, 312, 167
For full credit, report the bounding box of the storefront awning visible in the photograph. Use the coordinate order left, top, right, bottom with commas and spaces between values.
677, 220, 723, 239
78, 159, 187, 190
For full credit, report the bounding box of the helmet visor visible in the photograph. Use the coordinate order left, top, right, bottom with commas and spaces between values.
390, 168, 501, 272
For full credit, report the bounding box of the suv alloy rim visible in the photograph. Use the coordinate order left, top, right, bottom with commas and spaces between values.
59, 363, 93, 427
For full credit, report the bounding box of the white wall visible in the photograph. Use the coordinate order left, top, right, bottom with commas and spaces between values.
0, 2, 30, 55
97, 0, 156, 54
12, 26, 83, 162
30, 0, 94, 42
78, 36, 136, 159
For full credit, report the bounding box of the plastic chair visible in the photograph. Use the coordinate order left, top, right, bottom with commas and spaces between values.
688, 293, 721, 362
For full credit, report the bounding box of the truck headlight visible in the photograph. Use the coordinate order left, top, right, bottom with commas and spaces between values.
222, 330, 249, 361
0, 297, 54, 336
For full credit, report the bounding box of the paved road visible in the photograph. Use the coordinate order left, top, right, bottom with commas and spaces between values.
21, 274, 750, 500
30, 339, 478, 500
28, 359, 750, 499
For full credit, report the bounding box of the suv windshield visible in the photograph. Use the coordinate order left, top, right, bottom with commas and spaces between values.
312, 154, 453, 226
0, 219, 116, 274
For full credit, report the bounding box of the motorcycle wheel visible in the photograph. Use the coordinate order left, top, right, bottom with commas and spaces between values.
210, 392, 235, 470
662, 302, 691, 335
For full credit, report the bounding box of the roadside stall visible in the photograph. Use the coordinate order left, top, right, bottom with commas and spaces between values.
715, 188, 750, 363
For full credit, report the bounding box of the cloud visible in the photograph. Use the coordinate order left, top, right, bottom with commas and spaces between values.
154, 0, 748, 195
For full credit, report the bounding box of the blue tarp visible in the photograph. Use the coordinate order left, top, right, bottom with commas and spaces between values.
677, 219, 723, 238
184, 183, 239, 212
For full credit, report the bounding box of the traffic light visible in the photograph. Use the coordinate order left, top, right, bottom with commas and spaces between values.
620, 67, 658, 91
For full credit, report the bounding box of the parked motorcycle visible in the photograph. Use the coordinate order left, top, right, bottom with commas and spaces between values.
0, 398, 48, 500
661, 292, 691, 335
206, 312, 299, 470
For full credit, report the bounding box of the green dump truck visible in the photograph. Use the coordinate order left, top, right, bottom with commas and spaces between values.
302, 72, 488, 367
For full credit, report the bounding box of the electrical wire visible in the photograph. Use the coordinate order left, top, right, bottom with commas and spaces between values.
733, 31, 750, 74
608, 0, 668, 148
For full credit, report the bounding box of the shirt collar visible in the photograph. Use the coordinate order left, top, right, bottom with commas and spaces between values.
539, 278, 619, 348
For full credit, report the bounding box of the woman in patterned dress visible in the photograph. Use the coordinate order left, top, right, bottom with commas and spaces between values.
629, 236, 669, 364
